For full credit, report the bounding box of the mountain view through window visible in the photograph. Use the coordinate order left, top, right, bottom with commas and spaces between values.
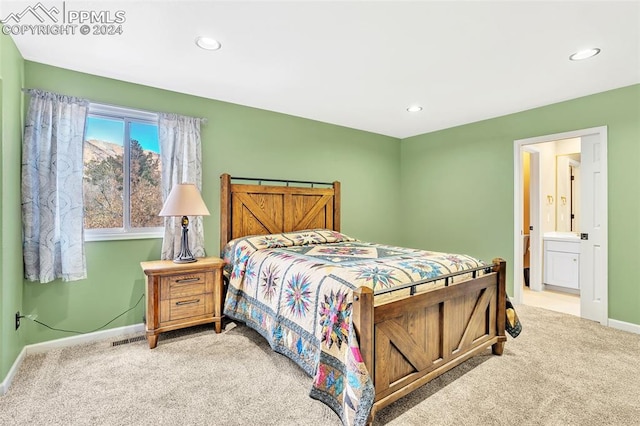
83, 112, 163, 233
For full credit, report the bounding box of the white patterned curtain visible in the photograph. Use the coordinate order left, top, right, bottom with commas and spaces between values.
22, 89, 89, 283
158, 113, 206, 260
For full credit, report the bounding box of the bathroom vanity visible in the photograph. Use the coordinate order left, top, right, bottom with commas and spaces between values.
543, 232, 580, 290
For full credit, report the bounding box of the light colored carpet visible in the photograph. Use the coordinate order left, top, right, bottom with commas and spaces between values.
1, 304, 639, 425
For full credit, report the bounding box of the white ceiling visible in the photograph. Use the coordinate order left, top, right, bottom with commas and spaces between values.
3, 1, 640, 138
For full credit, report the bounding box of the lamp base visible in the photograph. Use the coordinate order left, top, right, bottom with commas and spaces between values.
173, 216, 197, 263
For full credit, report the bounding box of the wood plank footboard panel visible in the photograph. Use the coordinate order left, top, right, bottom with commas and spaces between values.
371, 271, 502, 409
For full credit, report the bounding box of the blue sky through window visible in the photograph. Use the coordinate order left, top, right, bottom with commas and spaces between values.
130, 122, 160, 153
85, 116, 160, 153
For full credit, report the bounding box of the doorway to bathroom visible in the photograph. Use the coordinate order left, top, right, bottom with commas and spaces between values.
513, 127, 608, 325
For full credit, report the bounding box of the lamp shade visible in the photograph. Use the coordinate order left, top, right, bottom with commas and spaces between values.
159, 183, 210, 217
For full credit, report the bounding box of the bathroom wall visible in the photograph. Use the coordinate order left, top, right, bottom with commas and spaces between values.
537, 137, 581, 233
539, 141, 557, 233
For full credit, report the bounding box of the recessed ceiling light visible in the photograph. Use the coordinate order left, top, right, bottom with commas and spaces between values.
569, 48, 600, 61
406, 105, 423, 112
195, 36, 222, 51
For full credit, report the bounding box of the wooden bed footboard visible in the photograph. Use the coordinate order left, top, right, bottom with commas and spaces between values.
353, 258, 507, 421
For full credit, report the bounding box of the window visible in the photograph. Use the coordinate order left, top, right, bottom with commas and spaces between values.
83, 104, 164, 240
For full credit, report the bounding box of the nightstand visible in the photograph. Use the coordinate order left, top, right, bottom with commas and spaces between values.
140, 257, 225, 349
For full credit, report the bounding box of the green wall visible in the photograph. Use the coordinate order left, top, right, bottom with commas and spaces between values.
21, 61, 401, 345
400, 84, 640, 326
0, 34, 25, 382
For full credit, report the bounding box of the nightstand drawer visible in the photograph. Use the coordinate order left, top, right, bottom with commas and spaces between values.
161, 272, 212, 299
161, 294, 213, 322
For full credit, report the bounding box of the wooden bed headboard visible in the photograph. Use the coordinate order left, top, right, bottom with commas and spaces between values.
220, 173, 341, 252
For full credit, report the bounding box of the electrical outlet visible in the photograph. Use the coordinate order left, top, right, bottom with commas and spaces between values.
15, 311, 21, 330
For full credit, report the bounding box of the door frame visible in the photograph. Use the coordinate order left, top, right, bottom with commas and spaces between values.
513, 126, 608, 325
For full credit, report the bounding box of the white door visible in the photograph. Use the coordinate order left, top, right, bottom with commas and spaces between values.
579, 133, 608, 324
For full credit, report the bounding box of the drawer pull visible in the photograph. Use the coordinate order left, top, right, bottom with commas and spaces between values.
175, 277, 201, 284
175, 299, 200, 306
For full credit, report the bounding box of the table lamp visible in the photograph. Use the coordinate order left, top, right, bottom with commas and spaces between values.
159, 183, 210, 263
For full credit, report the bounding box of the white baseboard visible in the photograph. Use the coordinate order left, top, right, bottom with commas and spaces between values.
0, 323, 145, 395
25, 323, 145, 354
0, 347, 27, 396
608, 318, 640, 335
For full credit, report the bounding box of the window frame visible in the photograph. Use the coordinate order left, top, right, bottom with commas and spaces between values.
84, 103, 164, 242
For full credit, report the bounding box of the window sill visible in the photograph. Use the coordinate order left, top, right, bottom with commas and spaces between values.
85, 229, 164, 242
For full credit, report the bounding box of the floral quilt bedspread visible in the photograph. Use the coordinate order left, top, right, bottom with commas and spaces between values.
222, 229, 487, 426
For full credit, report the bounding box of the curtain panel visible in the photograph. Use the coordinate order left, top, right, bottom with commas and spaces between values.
158, 113, 206, 260
22, 89, 89, 283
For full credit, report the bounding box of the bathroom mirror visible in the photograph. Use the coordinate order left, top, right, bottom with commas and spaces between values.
556, 153, 581, 232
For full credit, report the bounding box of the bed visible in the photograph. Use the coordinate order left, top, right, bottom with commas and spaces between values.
219, 173, 508, 426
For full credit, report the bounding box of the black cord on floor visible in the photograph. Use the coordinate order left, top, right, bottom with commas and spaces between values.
24, 293, 145, 335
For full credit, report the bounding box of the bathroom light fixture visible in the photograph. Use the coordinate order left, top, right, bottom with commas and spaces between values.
195, 36, 222, 51
406, 105, 423, 112
569, 48, 600, 61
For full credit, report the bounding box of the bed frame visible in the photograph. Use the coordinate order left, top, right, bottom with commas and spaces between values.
220, 173, 507, 423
